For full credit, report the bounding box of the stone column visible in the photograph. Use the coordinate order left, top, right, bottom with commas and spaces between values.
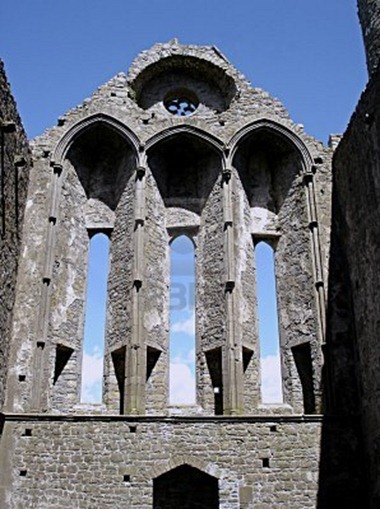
124, 165, 146, 414
304, 171, 326, 343
222, 167, 244, 415
304, 169, 326, 412
31, 162, 62, 411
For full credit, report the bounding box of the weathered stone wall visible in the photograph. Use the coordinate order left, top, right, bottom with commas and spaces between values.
0, 41, 334, 509
0, 416, 322, 509
2, 0, 380, 505
358, 0, 380, 75
0, 60, 31, 408
2, 43, 330, 419
328, 64, 380, 508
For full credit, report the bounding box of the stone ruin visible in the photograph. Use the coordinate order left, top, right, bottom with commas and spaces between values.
1, 1, 380, 507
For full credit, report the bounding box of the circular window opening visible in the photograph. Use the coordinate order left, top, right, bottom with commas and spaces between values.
164, 89, 199, 117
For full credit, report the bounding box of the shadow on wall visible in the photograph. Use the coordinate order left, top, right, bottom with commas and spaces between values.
67, 123, 136, 211
147, 132, 221, 215
233, 128, 302, 215
316, 167, 368, 508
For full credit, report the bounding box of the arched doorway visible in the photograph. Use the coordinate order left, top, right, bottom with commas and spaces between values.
153, 464, 219, 509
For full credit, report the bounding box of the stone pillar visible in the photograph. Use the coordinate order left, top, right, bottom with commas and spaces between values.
124, 165, 146, 414
222, 167, 244, 415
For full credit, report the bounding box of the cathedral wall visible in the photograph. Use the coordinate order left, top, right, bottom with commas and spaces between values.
329, 65, 380, 508
0, 417, 322, 509
0, 41, 334, 509
0, 61, 31, 408
358, 0, 380, 75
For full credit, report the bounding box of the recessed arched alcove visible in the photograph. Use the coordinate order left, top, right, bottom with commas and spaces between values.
153, 464, 219, 509
145, 130, 225, 415
232, 127, 304, 217
147, 132, 222, 215
66, 122, 136, 211
231, 125, 318, 414
49, 120, 138, 412
132, 55, 237, 114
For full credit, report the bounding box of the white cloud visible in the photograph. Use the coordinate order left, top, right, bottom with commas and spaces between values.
80, 348, 104, 403
186, 348, 195, 364
260, 354, 283, 403
170, 361, 196, 405
171, 348, 195, 366
172, 312, 195, 335
80, 348, 282, 406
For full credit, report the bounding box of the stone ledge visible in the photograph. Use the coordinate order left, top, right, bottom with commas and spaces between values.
0, 412, 327, 423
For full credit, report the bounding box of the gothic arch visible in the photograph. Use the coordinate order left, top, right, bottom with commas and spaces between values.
51, 112, 140, 167
38, 113, 140, 412
151, 456, 221, 481
146, 127, 225, 216
229, 117, 326, 412
146, 124, 226, 166
228, 118, 313, 172
152, 462, 220, 509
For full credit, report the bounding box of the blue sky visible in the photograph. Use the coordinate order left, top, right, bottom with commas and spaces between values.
170, 236, 196, 404
81, 234, 109, 403
2, 0, 366, 143
2, 0, 368, 404
255, 242, 283, 402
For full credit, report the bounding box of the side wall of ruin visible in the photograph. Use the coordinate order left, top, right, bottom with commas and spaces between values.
358, 0, 380, 75
328, 65, 380, 509
0, 61, 31, 408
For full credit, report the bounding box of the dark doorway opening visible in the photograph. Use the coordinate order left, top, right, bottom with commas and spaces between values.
153, 464, 219, 509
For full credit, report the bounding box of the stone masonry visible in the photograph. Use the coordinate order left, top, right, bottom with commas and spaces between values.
327, 34, 380, 509
0, 41, 331, 509
1, 1, 380, 507
0, 60, 31, 409
358, 0, 380, 75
